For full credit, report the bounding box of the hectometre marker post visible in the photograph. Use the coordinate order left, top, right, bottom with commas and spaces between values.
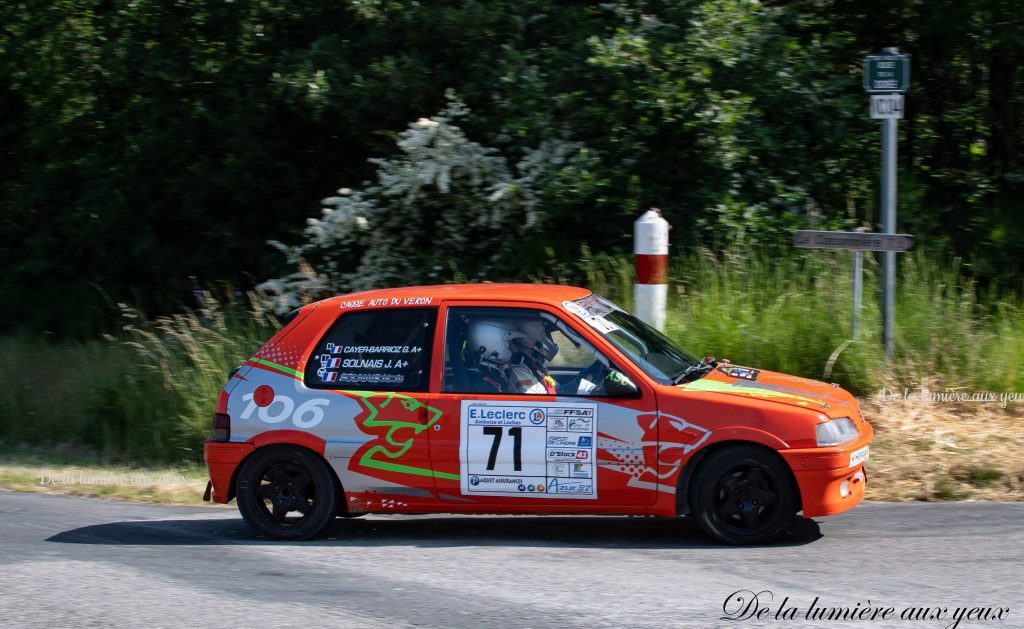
633, 208, 669, 331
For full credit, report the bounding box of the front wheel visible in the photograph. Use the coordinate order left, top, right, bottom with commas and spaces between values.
692, 445, 797, 545
235, 445, 339, 540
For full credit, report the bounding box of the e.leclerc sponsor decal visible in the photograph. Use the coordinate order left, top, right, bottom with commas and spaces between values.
467, 406, 534, 426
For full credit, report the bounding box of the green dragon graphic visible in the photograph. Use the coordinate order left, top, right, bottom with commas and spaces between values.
349, 391, 459, 481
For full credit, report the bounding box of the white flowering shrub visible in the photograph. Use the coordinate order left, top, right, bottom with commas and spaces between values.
260, 94, 584, 311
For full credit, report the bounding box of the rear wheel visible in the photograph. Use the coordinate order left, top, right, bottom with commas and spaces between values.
692, 445, 797, 545
236, 445, 338, 540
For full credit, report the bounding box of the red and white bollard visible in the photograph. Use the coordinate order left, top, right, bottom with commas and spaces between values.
634, 208, 669, 331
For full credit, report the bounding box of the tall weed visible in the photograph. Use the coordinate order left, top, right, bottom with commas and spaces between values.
0, 294, 278, 462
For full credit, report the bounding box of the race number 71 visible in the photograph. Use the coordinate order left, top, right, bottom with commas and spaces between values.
483, 426, 522, 471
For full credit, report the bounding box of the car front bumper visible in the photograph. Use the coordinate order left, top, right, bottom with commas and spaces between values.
779, 420, 874, 518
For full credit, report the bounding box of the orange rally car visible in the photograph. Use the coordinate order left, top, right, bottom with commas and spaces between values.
204, 284, 872, 544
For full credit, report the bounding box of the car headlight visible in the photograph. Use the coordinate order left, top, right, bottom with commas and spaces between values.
815, 417, 859, 447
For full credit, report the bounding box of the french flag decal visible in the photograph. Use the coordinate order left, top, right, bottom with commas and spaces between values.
325, 357, 342, 368
322, 371, 338, 382
330, 346, 345, 354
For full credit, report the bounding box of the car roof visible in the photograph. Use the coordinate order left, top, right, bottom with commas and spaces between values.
315, 283, 592, 308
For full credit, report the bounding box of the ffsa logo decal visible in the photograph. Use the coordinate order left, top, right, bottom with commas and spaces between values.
239, 387, 330, 429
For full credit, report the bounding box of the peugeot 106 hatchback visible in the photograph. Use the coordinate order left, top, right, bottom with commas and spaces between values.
204, 284, 872, 544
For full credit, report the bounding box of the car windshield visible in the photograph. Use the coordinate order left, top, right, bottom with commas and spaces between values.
564, 294, 699, 385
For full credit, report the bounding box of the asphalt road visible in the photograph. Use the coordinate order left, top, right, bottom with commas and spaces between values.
0, 492, 1021, 629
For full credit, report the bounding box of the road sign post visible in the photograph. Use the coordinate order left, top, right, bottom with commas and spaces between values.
867, 47, 909, 361
853, 248, 863, 340
794, 230, 915, 346
880, 114, 897, 361
793, 48, 911, 361
851, 227, 867, 341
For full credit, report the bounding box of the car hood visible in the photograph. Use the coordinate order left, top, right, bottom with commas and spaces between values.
675, 365, 860, 418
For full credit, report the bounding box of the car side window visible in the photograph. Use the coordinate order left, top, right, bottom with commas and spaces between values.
443, 306, 635, 397
305, 307, 436, 392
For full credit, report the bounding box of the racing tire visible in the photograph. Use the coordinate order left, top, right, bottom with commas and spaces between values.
236, 445, 338, 540
692, 445, 797, 545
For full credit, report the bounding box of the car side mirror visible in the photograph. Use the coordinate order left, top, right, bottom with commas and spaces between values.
604, 370, 639, 397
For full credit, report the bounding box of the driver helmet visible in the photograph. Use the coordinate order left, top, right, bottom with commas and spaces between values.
466, 319, 528, 367
515, 319, 559, 362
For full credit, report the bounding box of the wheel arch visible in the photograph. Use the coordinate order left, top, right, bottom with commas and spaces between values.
227, 439, 349, 515
675, 440, 802, 516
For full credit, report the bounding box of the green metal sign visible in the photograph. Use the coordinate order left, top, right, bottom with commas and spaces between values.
863, 54, 910, 93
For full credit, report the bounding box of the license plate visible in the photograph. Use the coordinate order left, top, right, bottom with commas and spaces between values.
850, 445, 870, 468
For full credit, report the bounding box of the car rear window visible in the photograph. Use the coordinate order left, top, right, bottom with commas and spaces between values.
304, 307, 436, 392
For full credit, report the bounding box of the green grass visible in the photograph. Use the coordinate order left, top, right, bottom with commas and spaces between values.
952, 465, 1005, 488
581, 247, 1024, 395
0, 294, 278, 463
1, 249, 1022, 467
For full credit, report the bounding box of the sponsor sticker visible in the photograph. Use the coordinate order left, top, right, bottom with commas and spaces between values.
460, 401, 598, 500
547, 433, 588, 447
548, 462, 569, 477
547, 478, 594, 495
571, 463, 591, 479
565, 295, 623, 335
547, 448, 581, 461
587, 316, 620, 334
562, 301, 588, 317
570, 294, 617, 317
567, 417, 592, 432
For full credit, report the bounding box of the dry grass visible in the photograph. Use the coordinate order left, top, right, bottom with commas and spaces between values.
863, 393, 1024, 501
0, 461, 216, 505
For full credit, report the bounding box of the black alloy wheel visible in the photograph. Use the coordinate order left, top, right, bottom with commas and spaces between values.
692, 445, 797, 545
236, 445, 338, 540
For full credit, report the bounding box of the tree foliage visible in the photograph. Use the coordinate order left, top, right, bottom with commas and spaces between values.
2, 1, 1023, 333
260, 95, 568, 310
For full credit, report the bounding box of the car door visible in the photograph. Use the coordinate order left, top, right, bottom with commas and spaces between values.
301, 305, 445, 509
427, 301, 661, 508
